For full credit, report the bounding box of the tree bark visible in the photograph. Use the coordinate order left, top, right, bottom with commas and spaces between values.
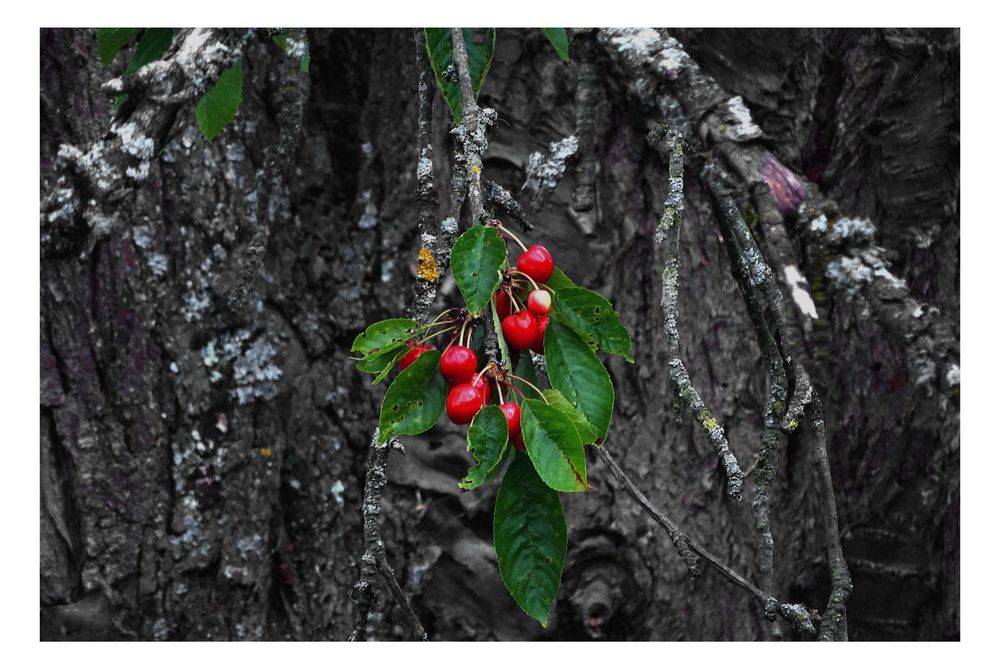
40, 28, 959, 641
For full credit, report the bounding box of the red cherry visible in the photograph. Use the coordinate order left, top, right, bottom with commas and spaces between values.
495, 290, 512, 320
439, 345, 478, 384
502, 310, 539, 350
527, 289, 551, 315
446, 383, 485, 425
531, 314, 548, 354
516, 244, 554, 283
500, 402, 525, 451
472, 375, 491, 403
399, 342, 433, 371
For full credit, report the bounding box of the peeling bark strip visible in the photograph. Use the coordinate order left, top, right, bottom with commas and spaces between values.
650, 127, 743, 500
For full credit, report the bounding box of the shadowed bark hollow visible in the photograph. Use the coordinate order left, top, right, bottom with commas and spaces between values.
40, 28, 958, 641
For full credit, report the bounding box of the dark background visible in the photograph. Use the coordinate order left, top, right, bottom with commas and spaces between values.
40, 28, 959, 640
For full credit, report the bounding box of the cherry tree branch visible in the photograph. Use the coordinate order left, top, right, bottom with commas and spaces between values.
597, 447, 816, 636
650, 126, 743, 500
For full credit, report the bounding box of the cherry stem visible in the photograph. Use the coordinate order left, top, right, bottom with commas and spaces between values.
495, 379, 505, 404
498, 224, 529, 253
416, 324, 458, 345
509, 269, 540, 291
509, 374, 547, 401
425, 309, 457, 328
505, 383, 527, 400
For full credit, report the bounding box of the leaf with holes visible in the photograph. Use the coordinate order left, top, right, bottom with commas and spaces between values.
543, 389, 598, 445
552, 286, 633, 362
195, 64, 244, 142
521, 399, 588, 492
494, 454, 567, 626
451, 226, 507, 316
378, 350, 447, 444
460, 405, 509, 490
544, 320, 615, 438
96, 28, 141, 65
424, 28, 496, 123
541, 29, 570, 62
351, 319, 421, 360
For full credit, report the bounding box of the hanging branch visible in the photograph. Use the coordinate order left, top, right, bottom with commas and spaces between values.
450, 27, 500, 362
597, 447, 817, 636
649, 126, 743, 500
348, 29, 452, 642
703, 161, 852, 640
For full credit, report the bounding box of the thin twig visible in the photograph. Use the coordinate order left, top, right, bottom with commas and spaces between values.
650, 126, 743, 500
597, 447, 816, 636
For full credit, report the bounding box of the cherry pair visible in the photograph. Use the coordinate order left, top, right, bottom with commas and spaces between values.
502, 310, 549, 354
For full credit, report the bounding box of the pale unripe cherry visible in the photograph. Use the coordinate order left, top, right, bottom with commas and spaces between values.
527, 289, 551, 315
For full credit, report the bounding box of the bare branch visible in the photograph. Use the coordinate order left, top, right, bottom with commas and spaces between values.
649, 126, 743, 500
597, 447, 816, 637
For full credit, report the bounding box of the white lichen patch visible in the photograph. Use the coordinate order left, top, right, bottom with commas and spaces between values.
357, 189, 378, 230
232, 335, 283, 405
605, 27, 665, 67
825, 257, 873, 295
946, 364, 960, 388
133, 226, 154, 249
783, 265, 819, 319
523, 136, 579, 194
719, 96, 763, 141
913, 305, 925, 318
809, 214, 829, 233
829, 217, 876, 246
330, 480, 346, 507
416, 155, 433, 181
440, 217, 458, 235
183, 289, 211, 322
148, 253, 169, 276
381, 258, 395, 283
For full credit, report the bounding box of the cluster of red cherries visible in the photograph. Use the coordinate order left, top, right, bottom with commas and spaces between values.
398, 230, 556, 451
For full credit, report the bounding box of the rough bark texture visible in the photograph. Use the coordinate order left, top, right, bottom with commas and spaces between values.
40, 28, 958, 641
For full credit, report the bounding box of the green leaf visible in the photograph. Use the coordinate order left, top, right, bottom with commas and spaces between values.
552, 287, 634, 362
543, 389, 598, 445
424, 28, 497, 123
356, 347, 408, 384
512, 353, 541, 404
491, 298, 512, 372
544, 320, 615, 438
541, 29, 570, 62
96, 28, 141, 65
521, 399, 588, 492
124, 29, 174, 76
493, 454, 567, 626
460, 406, 509, 490
378, 350, 447, 444
351, 319, 421, 359
195, 64, 244, 142
114, 28, 175, 110
451, 226, 507, 316
545, 266, 578, 292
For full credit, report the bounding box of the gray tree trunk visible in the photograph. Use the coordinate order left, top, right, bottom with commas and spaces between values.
40, 28, 959, 641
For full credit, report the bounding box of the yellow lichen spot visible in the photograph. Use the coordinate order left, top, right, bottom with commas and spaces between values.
416, 247, 440, 283
787, 418, 799, 431
472, 164, 481, 175
702, 417, 720, 432
259, 448, 273, 457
